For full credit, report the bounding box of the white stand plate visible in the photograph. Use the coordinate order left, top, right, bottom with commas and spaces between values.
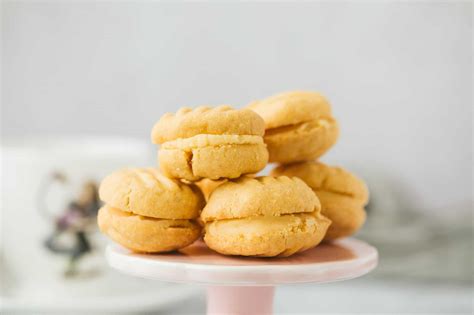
106, 238, 378, 314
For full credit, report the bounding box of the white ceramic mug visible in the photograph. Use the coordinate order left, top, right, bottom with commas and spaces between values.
1, 136, 154, 303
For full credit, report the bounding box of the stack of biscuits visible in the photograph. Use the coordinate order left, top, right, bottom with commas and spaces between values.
250, 91, 369, 241
97, 168, 204, 253
98, 91, 368, 257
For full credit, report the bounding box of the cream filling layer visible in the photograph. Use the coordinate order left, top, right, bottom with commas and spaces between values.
205, 211, 330, 235
105, 206, 198, 228
161, 134, 263, 150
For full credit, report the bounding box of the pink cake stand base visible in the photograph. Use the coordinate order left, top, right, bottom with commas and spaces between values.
106, 238, 378, 315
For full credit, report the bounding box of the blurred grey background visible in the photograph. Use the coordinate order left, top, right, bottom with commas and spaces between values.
2, 1, 471, 212
1, 1, 472, 314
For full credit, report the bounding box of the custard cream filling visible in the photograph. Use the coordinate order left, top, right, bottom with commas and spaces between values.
205, 212, 328, 235
161, 134, 263, 150
105, 206, 197, 227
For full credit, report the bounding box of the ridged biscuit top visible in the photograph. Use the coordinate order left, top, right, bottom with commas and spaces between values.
99, 168, 205, 219
151, 105, 265, 144
248, 91, 333, 129
271, 162, 369, 204
201, 176, 321, 222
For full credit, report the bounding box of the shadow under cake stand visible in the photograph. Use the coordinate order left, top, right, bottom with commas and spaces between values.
106, 238, 378, 315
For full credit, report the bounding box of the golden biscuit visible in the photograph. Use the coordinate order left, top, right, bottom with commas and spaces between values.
204, 212, 330, 257
99, 168, 204, 219
248, 91, 339, 163
152, 105, 265, 143
272, 161, 368, 240
201, 176, 320, 221
201, 176, 331, 257
152, 106, 268, 181
98, 206, 201, 253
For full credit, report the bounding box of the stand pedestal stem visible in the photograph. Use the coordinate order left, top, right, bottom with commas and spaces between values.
207, 286, 275, 315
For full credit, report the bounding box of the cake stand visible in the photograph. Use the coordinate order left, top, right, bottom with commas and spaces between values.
106, 238, 378, 315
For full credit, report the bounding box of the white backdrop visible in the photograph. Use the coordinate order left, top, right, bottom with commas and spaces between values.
2, 2, 472, 211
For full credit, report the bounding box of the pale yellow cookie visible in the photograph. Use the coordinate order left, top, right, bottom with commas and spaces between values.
204, 212, 330, 257
99, 168, 204, 219
248, 91, 339, 163
151, 105, 265, 143
201, 176, 331, 257
201, 176, 320, 221
151, 106, 268, 181
158, 137, 268, 181
98, 206, 201, 253
272, 161, 368, 240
